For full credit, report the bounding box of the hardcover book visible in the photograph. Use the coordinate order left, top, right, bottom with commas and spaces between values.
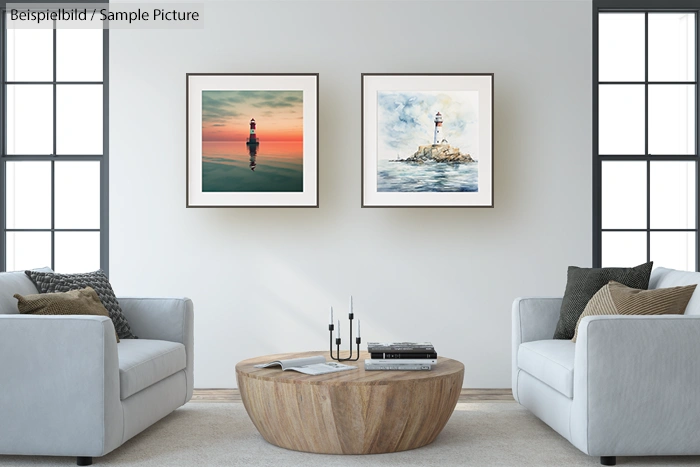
364, 359, 433, 371
371, 352, 438, 359
367, 342, 435, 353
370, 358, 437, 365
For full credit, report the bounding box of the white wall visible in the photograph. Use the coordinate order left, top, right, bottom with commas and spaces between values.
110, 0, 592, 388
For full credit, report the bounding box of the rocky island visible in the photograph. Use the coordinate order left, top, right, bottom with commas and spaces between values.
392, 144, 475, 164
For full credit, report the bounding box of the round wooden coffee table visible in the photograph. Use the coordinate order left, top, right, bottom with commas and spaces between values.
236, 351, 464, 454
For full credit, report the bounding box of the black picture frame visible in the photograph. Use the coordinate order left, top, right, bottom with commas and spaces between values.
186, 73, 319, 208
361, 73, 494, 208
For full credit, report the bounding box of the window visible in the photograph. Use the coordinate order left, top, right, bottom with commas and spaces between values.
593, 1, 699, 270
0, 7, 108, 273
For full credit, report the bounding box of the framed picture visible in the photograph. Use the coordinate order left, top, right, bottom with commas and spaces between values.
362, 73, 494, 207
187, 73, 318, 207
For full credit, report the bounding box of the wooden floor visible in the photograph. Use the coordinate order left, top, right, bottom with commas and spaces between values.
192, 388, 514, 403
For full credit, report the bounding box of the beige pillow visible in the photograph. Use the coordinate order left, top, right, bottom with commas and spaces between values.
572, 280, 696, 342
14, 287, 119, 343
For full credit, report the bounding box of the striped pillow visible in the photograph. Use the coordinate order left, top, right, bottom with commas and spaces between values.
572, 280, 697, 342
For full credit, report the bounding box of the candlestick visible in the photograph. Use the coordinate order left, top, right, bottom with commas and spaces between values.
328, 301, 361, 362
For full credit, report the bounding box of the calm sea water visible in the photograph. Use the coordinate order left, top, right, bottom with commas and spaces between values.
377, 159, 478, 192
202, 141, 303, 192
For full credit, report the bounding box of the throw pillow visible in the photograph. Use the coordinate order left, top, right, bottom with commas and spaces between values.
553, 262, 653, 340
25, 270, 136, 340
571, 280, 696, 342
15, 287, 119, 342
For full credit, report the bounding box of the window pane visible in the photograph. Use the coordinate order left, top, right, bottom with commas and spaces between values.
651, 232, 695, 271
6, 232, 51, 272
650, 162, 695, 229
602, 161, 647, 229
5, 161, 52, 229
6, 85, 53, 155
56, 85, 103, 155
54, 232, 100, 273
57, 29, 103, 82
599, 85, 645, 155
55, 162, 100, 229
649, 13, 696, 82
649, 85, 695, 155
6, 27, 53, 81
599, 13, 645, 82
602, 232, 647, 267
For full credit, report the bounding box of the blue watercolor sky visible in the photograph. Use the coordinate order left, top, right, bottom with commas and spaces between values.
377, 91, 479, 160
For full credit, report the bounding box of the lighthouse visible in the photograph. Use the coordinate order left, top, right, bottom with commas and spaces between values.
246, 118, 259, 146
433, 112, 443, 145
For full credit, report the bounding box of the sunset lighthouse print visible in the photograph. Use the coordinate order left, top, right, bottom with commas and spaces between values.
201, 90, 303, 192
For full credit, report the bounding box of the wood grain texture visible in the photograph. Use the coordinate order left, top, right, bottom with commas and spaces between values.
235, 351, 464, 454
191, 388, 513, 403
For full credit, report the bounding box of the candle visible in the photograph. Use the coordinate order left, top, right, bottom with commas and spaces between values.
329, 306, 333, 325
336, 319, 340, 339
357, 319, 361, 338
349, 295, 353, 315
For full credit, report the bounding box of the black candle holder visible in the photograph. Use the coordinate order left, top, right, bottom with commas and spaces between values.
329, 312, 361, 362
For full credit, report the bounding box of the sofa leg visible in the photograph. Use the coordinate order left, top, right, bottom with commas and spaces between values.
600, 456, 616, 466
77, 457, 92, 466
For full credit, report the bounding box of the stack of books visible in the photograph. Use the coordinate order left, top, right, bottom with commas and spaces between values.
365, 342, 437, 371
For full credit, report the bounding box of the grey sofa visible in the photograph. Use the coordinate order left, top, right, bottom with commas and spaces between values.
512, 267, 700, 466
0, 270, 194, 465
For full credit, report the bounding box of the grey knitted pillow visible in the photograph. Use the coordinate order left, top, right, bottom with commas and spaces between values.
553, 262, 653, 340
25, 270, 136, 340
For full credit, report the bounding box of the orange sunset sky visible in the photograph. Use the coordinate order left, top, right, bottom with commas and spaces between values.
202, 90, 303, 142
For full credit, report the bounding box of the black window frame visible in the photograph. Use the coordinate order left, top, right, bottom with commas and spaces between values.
0, 0, 109, 274
593, 0, 700, 269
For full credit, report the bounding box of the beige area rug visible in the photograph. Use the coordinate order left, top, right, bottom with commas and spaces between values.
1, 403, 699, 466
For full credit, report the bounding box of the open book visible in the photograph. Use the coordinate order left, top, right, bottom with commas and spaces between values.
253, 355, 357, 376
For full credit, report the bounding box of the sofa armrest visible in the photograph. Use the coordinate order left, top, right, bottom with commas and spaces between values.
511, 297, 562, 402
118, 297, 194, 401
571, 315, 700, 457
0, 315, 122, 457
512, 297, 562, 345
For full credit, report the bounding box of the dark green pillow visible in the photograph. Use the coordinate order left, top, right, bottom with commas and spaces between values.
553, 262, 653, 340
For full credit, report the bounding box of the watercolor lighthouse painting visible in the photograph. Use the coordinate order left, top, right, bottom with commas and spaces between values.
376, 90, 480, 193
200, 90, 304, 193
362, 74, 493, 207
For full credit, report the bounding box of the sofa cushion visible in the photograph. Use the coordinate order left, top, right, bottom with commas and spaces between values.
553, 262, 653, 340
572, 280, 696, 342
118, 339, 186, 400
650, 267, 700, 315
26, 270, 136, 339
518, 340, 575, 398
0, 268, 52, 314
15, 287, 120, 342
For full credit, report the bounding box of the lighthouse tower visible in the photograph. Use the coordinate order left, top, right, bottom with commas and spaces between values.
433, 112, 443, 144
246, 118, 259, 146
